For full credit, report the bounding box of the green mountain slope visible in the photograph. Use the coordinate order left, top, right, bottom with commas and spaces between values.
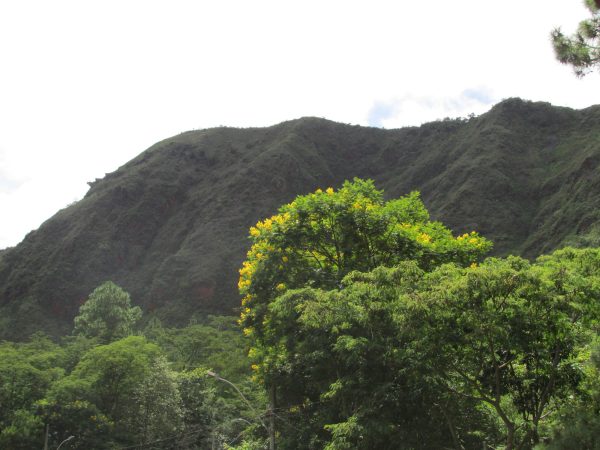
1, 98, 600, 339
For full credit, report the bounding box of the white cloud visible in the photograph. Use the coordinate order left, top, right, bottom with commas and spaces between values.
367, 87, 497, 128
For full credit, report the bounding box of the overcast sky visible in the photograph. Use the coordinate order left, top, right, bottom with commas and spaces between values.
1, 0, 599, 249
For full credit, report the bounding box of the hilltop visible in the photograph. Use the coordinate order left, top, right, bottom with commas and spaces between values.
1, 98, 600, 338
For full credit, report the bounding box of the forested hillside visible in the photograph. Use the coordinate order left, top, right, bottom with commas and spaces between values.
4, 180, 599, 449
1, 98, 600, 339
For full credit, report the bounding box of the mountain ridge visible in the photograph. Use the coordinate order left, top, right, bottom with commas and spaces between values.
2, 98, 600, 339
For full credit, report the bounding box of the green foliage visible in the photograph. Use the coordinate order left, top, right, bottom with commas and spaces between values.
259, 265, 495, 449
154, 317, 267, 449
147, 315, 251, 380
125, 356, 184, 445
239, 177, 600, 449
0, 334, 64, 449
552, 0, 600, 76
44, 336, 164, 448
178, 368, 267, 449
239, 179, 491, 449
417, 249, 600, 449
0, 409, 44, 450
538, 341, 600, 450
0, 314, 261, 449
240, 178, 490, 342
73, 281, 142, 343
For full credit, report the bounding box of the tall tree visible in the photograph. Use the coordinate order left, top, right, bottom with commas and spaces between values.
552, 0, 600, 76
264, 265, 494, 449
0, 334, 64, 450
73, 281, 141, 343
238, 179, 491, 449
43, 336, 170, 449
415, 248, 600, 449
251, 248, 600, 449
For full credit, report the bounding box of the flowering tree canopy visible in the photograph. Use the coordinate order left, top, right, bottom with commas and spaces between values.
239, 178, 491, 357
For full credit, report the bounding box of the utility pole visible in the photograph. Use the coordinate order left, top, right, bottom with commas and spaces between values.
43, 424, 49, 450
268, 385, 276, 450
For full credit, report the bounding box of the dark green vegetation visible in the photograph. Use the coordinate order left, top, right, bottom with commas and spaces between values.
0, 309, 262, 449
73, 281, 141, 343
3, 180, 600, 449
238, 180, 600, 449
2, 98, 600, 339
552, 0, 600, 76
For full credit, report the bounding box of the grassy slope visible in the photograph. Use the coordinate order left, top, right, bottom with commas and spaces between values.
1, 98, 600, 339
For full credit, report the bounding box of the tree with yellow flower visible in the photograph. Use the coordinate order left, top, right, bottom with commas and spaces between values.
238, 178, 492, 449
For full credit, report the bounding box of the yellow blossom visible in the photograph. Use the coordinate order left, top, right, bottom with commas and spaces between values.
238, 278, 251, 290
240, 307, 251, 321
418, 233, 431, 243
276, 283, 286, 291
326, 187, 334, 195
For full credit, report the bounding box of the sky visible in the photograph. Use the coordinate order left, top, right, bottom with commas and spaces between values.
1, 0, 599, 249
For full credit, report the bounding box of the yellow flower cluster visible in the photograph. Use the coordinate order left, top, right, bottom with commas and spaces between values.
249, 213, 291, 238
456, 231, 487, 248
350, 196, 375, 211
240, 307, 251, 321
239, 258, 258, 293
238, 278, 251, 290
241, 293, 254, 306
239, 260, 256, 278
314, 187, 334, 195
417, 232, 432, 243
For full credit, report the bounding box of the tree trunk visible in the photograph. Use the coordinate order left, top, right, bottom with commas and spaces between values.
506, 423, 515, 450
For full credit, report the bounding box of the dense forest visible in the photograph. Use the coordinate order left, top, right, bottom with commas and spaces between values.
3, 179, 600, 449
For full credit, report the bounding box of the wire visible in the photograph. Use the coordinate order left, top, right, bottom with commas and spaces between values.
117, 426, 204, 449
